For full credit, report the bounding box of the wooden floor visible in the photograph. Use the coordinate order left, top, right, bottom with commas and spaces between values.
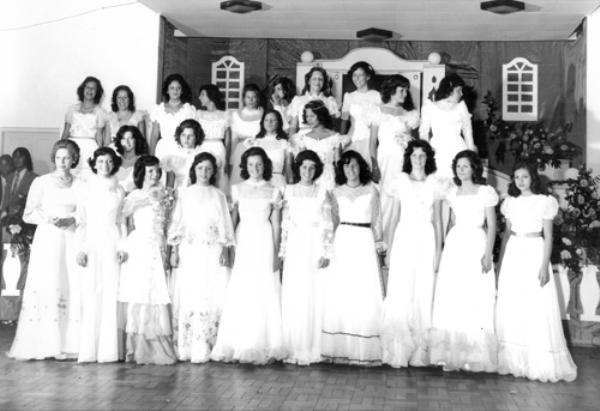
0, 325, 598, 411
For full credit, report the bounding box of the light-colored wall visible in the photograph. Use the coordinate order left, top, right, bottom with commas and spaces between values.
0, 0, 161, 166
587, 9, 600, 175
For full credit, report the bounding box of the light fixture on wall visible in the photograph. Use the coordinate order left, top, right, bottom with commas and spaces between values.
220, 0, 262, 13
480, 0, 525, 14
356, 27, 393, 42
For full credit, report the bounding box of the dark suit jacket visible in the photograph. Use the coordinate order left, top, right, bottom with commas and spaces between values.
1, 170, 37, 242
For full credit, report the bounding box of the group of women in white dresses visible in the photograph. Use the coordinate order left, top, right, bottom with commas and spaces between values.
7, 66, 577, 383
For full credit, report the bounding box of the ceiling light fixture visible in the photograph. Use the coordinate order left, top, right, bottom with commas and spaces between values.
480, 0, 525, 14
356, 27, 393, 42
220, 0, 262, 14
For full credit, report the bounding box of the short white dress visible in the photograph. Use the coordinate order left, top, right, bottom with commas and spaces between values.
151, 102, 196, 160
288, 93, 340, 134
229, 108, 262, 186
210, 181, 285, 364
341, 90, 381, 167
65, 103, 107, 174
496, 194, 577, 382
168, 184, 234, 363
280, 183, 333, 365
291, 132, 341, 192
196, 109, 231, 195
321, 183, 384, 366
430, 185, 499, 372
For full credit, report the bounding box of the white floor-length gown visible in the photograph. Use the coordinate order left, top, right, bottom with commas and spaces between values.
342, 90, 381, 167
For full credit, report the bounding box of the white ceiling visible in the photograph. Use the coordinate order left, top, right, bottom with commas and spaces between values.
139, 0, 600, 41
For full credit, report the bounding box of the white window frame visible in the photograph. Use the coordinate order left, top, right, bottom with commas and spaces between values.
502, 57, 538, 121
211, 55, 245, 110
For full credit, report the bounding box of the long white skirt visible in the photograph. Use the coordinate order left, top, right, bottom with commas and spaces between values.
496, 235, 577, 382
430, 226, 497, 372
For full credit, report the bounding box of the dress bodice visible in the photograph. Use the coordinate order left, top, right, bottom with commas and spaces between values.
230, 109, 261, 141
376, 109, 419, 152
390, 173, 444, 226
293, 133, 340, 165
78, 176, 124, 235
248, 136, 289, 174
232, 181, 279, 226
161, 146, 202, 191
420, 100, 470, 141
283, 184, 329, 227
334, 184, 379, 225
23, 174, 79, 225
342, 90, 381, 141
107, 110, 145, 138
65, 103, 106, 139
123, 188, 174, 239
196, 110, 230, 142
150, 102, 196, 141
447, 185, 499, 229
501, 194, 558, 234
289, 93, 340, 130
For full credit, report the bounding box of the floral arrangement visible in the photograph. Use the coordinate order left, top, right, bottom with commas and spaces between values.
0, 207, 35, 258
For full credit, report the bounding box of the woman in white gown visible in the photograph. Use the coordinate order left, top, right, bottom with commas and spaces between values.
168, 152, 234, 363
280, 150, 333, 365
62, 76, 107, 175
8, 140, 82, 360
372, 75, 420, 256
419, 74, 475, 179
321, 150, 385, 366
75, 147, 127, 363
161, 119, 204, 192
247, 109, 292, 189
341, 61, 381, 168
196, 84, 231, 195
290, 100, 347, 192
150, 74, 196, 159
496, 162, 577, 382
211, 147, 285, 364
113, 125, 149, 193
118, 155, 176, 365
288, 67, 340, 135
430, 150, 498, 373
230, 84, 264, 186
381, 139, 444, 368
107, 85, 146, 142
268, 77, 296, 133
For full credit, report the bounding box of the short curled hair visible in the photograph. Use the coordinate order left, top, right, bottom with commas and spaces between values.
243, 83, 264, 109
347, 61, 376, 90
189, 152, 218, 186
402, 139, 437, 176
508, 160, 547, 197
434, 73, 465, 102
335, 150, 372, 186
88, 146, 122, 176
133, 155, 161, 189
271, 77, 296, 104
198, 84, 226, 111
452, 150, 486, 186
77, 76, 104, 104
175, 119, 204, 147
256, 109, 287, 140
161, 73, 193, 104
380, 75, 415, 111
292, 149, 324, 183
240, 146, 273, 181
51, 139, 80, 168
114, 125, 149, 156
111, 85, 135, 112
302, 67, 332, 96
302, 100, 333, 129
12, 147, 33, 172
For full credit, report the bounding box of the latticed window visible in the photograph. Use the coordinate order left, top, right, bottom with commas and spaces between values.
211, 56, 245, 110
502, 57, 538, 121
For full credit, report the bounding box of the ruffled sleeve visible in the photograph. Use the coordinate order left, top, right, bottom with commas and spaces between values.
122, 189, 146, 218
385, 173, 408, 199
288, 96, 303, 120
22, 176, 47, 225
183, 103, 197, 118
149, 103, 162, 123
217, 189, 235, 246
480, 185, 499, 208
542, 195, 559, 220
458, 100, 472, 121
341, 92, 352, 114
500, 197, 512, 219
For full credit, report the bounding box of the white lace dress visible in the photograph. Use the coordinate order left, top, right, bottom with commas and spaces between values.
75, 175, 125, 363
430, 185, 499, 372
290, 132, 341, 192
196, 109, 231, 194
65, 103, 107, 173
229, 108, 262, 185
496, 194, 577, 382
151, 102, 196, 160
321, 183, 384, 365
288, 93, 340, 133
168, 184, 234, 363
280, 184, 333, 365
341, 90, 381, 167
8, 174, 81, 360
211, 181, 285, 364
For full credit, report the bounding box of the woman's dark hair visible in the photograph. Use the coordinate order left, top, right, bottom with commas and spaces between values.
88, 147, 122, 176
335, 150, 372, 186
12, 147, 33, 172
76, 76, 104, 104
189, 152, 218, 186
133, 155, 161, 189
302, 67, 332, 96
198, 84, 226, 111
292, 149, 324, 183
174, 119, 204, 147
111, 85, 136, 112
161, 73, 192, 104
271, 77, 296, 104
302, 100, 333, 129
114, 125, 149, 156
240, 146, 273, 181
507, 160, 547, 197
434, 73, 465, 102
51, 139, 80, 168
452, 149, 486, 186
380, 75, 415, 111
256, 109, 287, 140
242, 83, 263, 109
347, 61, 376, 90
402, 139, 437, 175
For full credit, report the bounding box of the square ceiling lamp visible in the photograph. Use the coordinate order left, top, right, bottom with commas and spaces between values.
480, 0, 525, 14
356, 27, 393, 42
220, 0, 262, 13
